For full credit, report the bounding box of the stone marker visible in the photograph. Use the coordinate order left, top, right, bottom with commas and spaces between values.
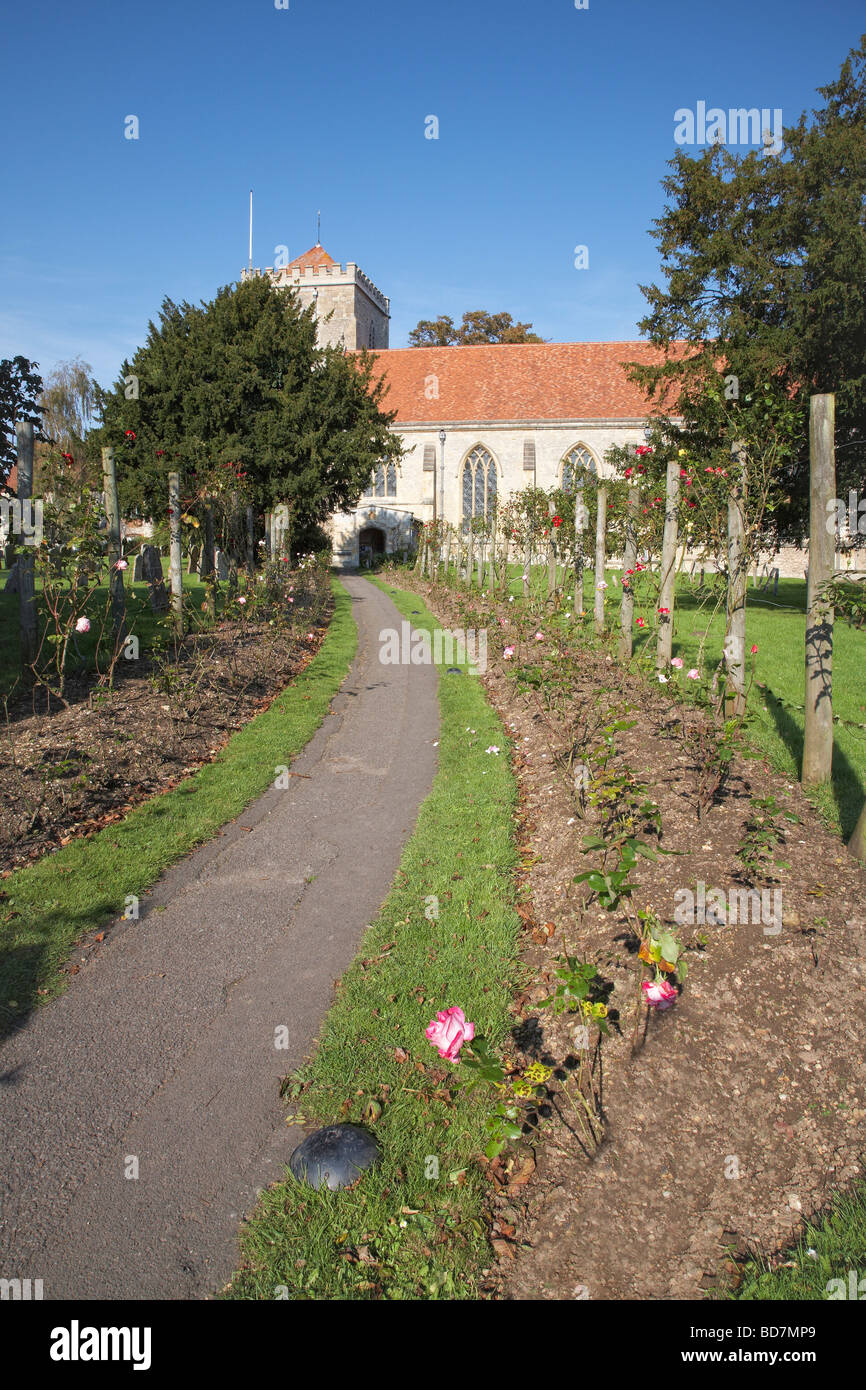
3, 562, 20, 594
214, 547, 229, 583
132, 550, 145, 582
289, 1124, 381, 1191
141, 544, 169, 612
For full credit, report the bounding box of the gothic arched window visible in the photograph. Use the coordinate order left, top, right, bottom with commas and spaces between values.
386, 462, 397, 496
364, 465, 386, 498
461, 446, 498, 531
561, 445, 597, 492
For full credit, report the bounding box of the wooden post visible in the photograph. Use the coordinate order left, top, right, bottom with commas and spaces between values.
656, 459, 679, 669
101, 447, 127, 650
547, 499, 557, 600
849, 801, 866, 862
16, 422, 38, 669
724, 443, 748, 718
523, 531, 531, 600
593, 484, 608, 635
467, 524, 475, 590
574, 489, 586, 617
201, 503, 215, 620
245, 504, 255, 581
619, 484, 639, 659
168, 472, 183, 633
802, 393, 835, 785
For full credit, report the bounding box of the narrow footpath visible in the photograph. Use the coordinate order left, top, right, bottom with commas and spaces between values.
0, 576, 439, 1300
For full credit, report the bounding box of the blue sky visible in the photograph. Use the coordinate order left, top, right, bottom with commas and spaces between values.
1, 0, 862, 388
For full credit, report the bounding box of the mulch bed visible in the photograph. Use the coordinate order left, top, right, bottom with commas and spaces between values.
399, 570, 866, 1301
0, 590, 333, 877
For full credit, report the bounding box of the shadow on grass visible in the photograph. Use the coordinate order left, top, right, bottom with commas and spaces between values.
760, 683, 864, 839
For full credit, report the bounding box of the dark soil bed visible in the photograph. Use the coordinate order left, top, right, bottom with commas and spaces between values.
397, 569, 866, 1302
0, 588, 333, 876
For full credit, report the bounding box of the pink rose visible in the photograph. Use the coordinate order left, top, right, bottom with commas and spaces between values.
425, 1006, 475, 1061
503, 645, 515, 659
671, 657, 683, 668
642, 979, 677, 1010
115, 558, 128, 571
687, 668, 699, 679
750, 644, 758, 654
75, 617, 90, 634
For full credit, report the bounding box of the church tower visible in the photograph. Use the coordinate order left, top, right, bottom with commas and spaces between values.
241, 245, 390, 350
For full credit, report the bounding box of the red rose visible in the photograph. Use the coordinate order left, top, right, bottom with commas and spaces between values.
125, 430, 136, 439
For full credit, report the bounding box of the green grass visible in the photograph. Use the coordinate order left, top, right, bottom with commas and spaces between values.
225, 580, 520, 1301
434, 561, 866, 842
724, 1177, 866, 1300
0, 579, 356, 1035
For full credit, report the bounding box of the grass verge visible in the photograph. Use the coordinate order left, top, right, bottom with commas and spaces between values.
225, 579, 519, 1301
0, 578, 355, 1034
724, 1176, 866, 1300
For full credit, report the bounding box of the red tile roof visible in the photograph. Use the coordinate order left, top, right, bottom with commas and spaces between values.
368, 342, 688, 423
1, 464, 17, 494
286, 244, 336, 271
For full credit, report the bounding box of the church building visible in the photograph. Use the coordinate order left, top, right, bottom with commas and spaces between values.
240, 247, 693, 571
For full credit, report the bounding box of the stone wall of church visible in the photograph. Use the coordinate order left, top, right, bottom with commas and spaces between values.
328, 421, 815, 577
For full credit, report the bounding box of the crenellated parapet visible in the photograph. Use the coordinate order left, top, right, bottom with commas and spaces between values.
241, 260, 390, 314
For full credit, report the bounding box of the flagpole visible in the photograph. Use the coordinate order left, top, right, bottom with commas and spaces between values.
249, 191, 253, 272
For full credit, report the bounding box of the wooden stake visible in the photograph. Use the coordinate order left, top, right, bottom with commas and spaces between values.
168, 471, 183, 633
101, 447, 127, 650
802, 393, 835, 785
15, 422, 38, 670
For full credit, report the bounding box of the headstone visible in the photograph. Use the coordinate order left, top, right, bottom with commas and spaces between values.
289, 1124, 382, 1191
132, 550, 145, 582
141, 544, 169, 612
3, 562, 20, 594
214, 548, 229, 583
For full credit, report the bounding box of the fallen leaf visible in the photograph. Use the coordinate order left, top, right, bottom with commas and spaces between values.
506, 1154, 536, 1191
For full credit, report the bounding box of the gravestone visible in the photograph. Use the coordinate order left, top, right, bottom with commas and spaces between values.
3, 561, 20, 594
141, 544, 169, 612
214, 548, 229, 583
132, 550, 145, 582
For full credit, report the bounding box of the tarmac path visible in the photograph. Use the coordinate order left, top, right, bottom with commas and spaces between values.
0, 575, 439, 1299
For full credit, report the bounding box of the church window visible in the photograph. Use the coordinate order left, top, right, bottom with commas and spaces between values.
368, 321, 375, 348
561, 445, 597, 492
364, 465, 387, 498
386, 462, 397, 496
461, 446, 498, 531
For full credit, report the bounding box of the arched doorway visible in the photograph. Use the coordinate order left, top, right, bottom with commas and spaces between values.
359, 525, 386, 568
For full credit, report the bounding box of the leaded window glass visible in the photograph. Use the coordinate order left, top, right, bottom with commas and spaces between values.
561, 445, 597, 492
461, 446, 498, 532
